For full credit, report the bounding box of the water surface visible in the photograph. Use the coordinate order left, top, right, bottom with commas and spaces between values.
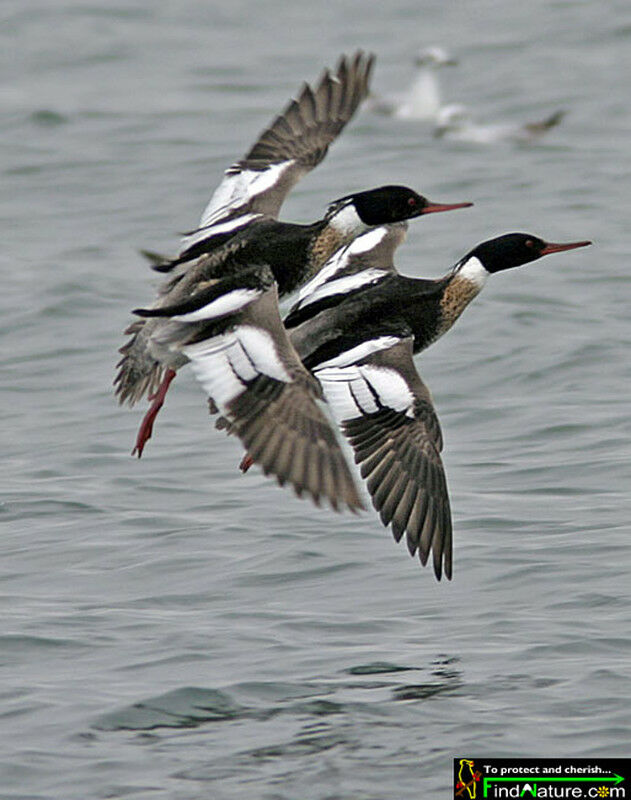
2, 1, 630, 797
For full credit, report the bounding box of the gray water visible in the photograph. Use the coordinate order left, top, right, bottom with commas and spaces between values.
2, 1, 631, 797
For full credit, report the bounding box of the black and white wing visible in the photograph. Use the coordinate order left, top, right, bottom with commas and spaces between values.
313, 335, 452, 580
284, 223, 407, 329
166, 51, 374, 269
115, 236, 260, 406
133, 268, 363, 512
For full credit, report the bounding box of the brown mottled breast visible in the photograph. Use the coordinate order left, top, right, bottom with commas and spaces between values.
307, 226, 348, 278
438, 275, 483, 335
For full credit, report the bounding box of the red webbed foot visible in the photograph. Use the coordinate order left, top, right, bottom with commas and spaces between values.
132, 369, 177, 458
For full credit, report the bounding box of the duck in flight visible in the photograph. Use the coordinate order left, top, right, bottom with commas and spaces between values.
281, 229, 591, 579
433, 103, 566, 145
116, 50, 472, 512
130, 189, 471, 513
137, 225, 590, 579
116, 52, 374, 435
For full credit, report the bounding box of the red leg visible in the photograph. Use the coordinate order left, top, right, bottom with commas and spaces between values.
132, 369, 177, 458
239, 453, 254, 473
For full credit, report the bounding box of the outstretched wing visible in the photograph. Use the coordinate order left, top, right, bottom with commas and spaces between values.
284, 223, 407, 329
313, 335, 452, 580
175, 51, 375, 264
133, 269, 363, 512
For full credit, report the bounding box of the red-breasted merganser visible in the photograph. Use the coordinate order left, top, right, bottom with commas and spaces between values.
116, 52, 470, 474
115, 45, 479, 517
116, 52, 374, 426
130, 193, 472, 512
279, 229, 592, 579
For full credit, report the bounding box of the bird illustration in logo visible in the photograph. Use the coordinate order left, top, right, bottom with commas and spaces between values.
456, 759, 482, 798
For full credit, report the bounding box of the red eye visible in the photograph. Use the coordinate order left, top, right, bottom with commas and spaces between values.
525, 239, 534, 247
408, 197, 416, 206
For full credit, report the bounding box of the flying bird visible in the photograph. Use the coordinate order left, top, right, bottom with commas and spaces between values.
116, 52, 374, 441
433, 103, 566, 144
131, 191, 471, 512
144, 222, 590, 579
279, 228, 591, 579
368, 47, 457, 121
117, 50, 472, 511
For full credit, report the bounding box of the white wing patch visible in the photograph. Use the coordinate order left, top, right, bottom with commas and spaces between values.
236, 326, 291, 382
316, 364, 415, 422
183, 336, 256, 408
171, 288, 261, 322
197, 161, 295, 230
314, 336, 402, 369
297, 268, 389, 310
182, 325, 291, 409
179, 213, 261, 253
297, 245, 352, 300
316, 366, 380, 418
347, 226, 389, 255
297, 226, 389, 301
359, 366, 414, 413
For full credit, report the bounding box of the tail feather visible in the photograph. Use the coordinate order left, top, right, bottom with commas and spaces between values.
114, 323, 164, 406
139, 249, 178, 273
